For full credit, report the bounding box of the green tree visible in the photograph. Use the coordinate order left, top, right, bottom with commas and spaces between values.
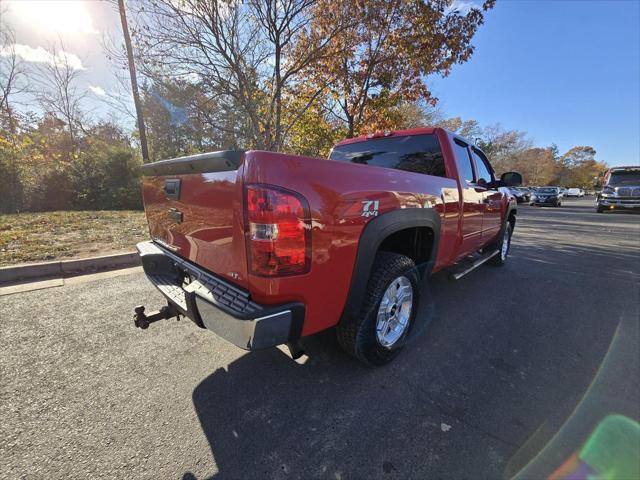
283, 94, 345, 157
71, 121, 140, 210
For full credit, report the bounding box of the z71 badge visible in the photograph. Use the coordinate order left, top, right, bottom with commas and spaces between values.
361, 200, 379, 217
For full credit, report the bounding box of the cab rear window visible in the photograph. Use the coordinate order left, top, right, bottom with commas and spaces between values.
329, 134, 446, 177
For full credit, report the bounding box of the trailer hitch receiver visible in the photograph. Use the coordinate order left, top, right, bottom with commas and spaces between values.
133, 304, 180, 329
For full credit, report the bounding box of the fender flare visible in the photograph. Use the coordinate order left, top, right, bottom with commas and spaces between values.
340, 208, 441, 321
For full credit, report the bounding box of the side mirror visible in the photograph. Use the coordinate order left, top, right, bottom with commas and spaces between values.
500, 172, 523, 187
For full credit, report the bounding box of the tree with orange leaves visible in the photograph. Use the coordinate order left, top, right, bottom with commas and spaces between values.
297, 0, 495, 138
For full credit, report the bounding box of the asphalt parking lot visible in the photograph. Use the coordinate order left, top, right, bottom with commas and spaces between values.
1, 197, 639, 479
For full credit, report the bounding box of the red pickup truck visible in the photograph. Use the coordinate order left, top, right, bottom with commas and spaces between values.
134, 127, 521, 365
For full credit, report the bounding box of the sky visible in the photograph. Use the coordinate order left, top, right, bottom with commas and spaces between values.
1, 0, 639, 167
430, 0, 640, 166
1, 1, 124, 116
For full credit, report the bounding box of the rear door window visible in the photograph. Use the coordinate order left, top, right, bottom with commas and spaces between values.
329, 134, 446, 177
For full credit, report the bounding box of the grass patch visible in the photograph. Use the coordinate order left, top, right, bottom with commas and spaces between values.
0, 211, 148, 266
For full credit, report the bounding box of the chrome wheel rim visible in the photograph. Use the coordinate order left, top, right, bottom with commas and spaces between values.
501, 227, 511, 260
376, 276, 413, 348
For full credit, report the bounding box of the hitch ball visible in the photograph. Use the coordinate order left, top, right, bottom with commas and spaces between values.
133, 304, 178, 330
133, 305, 150, 329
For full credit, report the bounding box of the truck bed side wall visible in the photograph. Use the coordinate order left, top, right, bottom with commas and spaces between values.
242, 150, 459, 336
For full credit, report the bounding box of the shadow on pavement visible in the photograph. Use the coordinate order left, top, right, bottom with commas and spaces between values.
182, 223, 636, 480
182, 285, 442, 480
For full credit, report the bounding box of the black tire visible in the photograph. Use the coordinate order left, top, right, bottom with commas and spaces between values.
336, 252, 420, 366
488, 222, 512, 266
596, 205, 605, 213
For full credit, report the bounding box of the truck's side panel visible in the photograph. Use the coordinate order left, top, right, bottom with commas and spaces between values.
242, 150, 458, 336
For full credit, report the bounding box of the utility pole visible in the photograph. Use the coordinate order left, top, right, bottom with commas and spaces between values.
118, 0, 149, 163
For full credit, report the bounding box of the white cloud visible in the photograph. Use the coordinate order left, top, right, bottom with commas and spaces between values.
0, 44, 85, 71
445, 0, 478, 15
88, 85, 106, 96
5, 1, 98, 35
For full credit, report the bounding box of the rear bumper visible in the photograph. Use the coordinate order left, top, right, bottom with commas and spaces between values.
136, 241, 304, 350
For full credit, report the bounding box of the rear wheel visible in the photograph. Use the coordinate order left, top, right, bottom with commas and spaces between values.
336, 252, 420, 365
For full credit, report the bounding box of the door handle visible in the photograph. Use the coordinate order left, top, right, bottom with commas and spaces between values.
164, 179, 181, 199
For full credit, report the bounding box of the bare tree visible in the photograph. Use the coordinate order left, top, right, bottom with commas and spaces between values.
0, 26, 26, 133
478, 123, 532, 172
33, 41, 87, 150
132, 0, 351, 150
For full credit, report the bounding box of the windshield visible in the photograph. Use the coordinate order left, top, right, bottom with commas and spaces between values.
608, 170, 640, 185
538, 188, 558, 194
329, 135, 446, 177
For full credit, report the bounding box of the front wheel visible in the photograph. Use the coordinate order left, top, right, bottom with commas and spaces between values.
336, 252, 420, 365
488, 222, 512, 266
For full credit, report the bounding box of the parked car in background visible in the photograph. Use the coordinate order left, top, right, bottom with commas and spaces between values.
565, 188, 585, 197
509, 187, 528, 203
596, 166, 640, 213
516, 187, 531, 202
531, 187, 562, 207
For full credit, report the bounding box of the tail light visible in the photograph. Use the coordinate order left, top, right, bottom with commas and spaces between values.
245, 184, 311, 276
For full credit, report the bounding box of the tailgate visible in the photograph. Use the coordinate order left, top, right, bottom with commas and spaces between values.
141, 151, 249, 288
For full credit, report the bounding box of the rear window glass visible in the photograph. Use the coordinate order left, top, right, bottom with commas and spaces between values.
329, 134, 446, 177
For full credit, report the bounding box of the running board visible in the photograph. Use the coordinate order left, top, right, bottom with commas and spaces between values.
450, 250, 499, 280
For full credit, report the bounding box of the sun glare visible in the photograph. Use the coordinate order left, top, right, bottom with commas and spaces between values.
7, 0, 98, 36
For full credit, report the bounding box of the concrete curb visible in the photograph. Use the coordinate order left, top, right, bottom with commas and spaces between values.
0, 252, 140, 285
